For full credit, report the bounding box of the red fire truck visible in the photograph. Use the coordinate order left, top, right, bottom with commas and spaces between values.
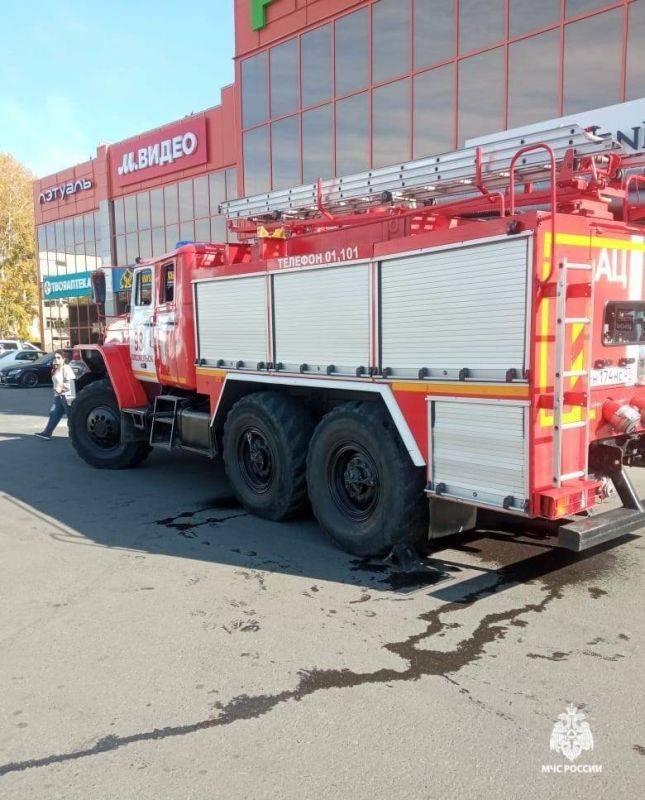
70, 122, 645, 556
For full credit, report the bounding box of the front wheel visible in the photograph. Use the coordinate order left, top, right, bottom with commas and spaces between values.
21, 372, 38, 388
69, 379, 150, 469
306, 402, 428, 556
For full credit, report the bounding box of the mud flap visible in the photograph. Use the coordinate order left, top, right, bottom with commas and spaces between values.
428, 496, 477, 540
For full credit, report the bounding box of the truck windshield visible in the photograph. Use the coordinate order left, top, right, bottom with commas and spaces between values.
603, 301, 645, 345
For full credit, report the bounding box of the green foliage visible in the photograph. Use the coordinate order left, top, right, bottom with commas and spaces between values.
0, 153, 38, 339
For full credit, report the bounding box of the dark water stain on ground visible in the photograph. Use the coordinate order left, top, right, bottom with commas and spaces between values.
633, 744, 645, 756
588, 586, 608, 599
155, 499, 247, 537
0, 536, 627, 777
526, 651, 571, 661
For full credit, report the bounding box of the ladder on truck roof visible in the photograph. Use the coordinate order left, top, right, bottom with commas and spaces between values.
221, 123, 620, 221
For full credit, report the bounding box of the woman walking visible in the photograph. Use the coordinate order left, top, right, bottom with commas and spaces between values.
35, 351, 75, 440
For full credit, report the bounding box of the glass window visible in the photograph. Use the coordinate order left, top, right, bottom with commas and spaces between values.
46, 223, 55, 251
152, 228, 165, 257
126, 232, 138, 262
116, 236, 126, 265
414, 0, 454, 68
373, 79, 410, 168
301, 24, 332, 107
137, 192, 150, 230
165, 224, 179, 252
178, 179, 194, 222
270, 39, 298, 117
150, 188, 164, 228
74, 216, 84, 243
209, 171, 226, 213
193, 176, 209, 218
566, 0, 607, 17
508, 31, 559, 128
459, 0, 504, 54
458, 48, 505, 144
113, 198, 125, 236
602, 301, 645, 345
242, 52, 268, 127
138, 229, 152, 259
243, 126, 270, 195
164, 184, 179, 224
302, 104, 333, 184
161, 263, 175, 303
272, 116, 300, 190
83, 213, 94, 242
180, 221, 195, 241
510, 0, 560, 36
64, 218, 74, 250
627, 0, 645, 101
210, 216, 227, 242
195, 217, 211, 242
413, 64, 455, 158
55, 221, 64, 250
124, 195, 137, 234
563, 10, 622, 114
135, 269, 153, 306
373, 0, 409, 83
335, 9, 368, 95
226, 168, 238, 201
336, 92, 369, 176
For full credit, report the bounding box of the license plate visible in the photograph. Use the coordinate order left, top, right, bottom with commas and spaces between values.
590, 364, 637, 387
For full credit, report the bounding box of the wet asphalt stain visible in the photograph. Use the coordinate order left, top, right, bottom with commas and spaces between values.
155, 500, 247, 538
0, 538, 628, 777
349, 556, 461, 591
633, 744, 645, 756
526, 651, 571, 661
588, 587, 608, 599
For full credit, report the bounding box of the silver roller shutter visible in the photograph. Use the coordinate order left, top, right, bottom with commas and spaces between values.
430, 400, 528, 511
195, 276, 267, 367
273, 263, 370, 374
381, 235, 531, 379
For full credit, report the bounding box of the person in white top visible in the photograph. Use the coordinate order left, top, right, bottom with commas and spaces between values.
35, 351, 76, 440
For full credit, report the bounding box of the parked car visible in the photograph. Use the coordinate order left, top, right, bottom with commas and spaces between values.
0, 349, 44, 369
0, 339, 40, 353
0, 349, 72, 388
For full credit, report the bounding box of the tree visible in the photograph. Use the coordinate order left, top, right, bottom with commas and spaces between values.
0, 153, 38, 339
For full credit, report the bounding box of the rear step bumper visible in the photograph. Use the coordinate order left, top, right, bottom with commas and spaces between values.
558, 501, 645, 552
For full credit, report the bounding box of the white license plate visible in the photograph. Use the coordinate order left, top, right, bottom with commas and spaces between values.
590, 364, 637, 387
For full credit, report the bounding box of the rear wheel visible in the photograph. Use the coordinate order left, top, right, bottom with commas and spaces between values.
21, 372, 38, 388
69, 379, 150, 469
306, 402, 428, 556
223, 392, 314, 521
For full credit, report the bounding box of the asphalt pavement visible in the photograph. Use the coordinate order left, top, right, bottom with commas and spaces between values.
0, 387, 643, 799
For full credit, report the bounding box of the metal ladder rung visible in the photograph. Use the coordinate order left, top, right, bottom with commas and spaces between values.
561, 421, 587, 430
563, 369, 588, 378
564, 317, 590, 325
560, 470, 586, 481
566, 262, 593, 271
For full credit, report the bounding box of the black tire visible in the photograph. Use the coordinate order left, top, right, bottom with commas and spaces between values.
69, 379, 150, 469
223, 391, 314, 521
306, 402, 428, 556
21, 372, 38, 388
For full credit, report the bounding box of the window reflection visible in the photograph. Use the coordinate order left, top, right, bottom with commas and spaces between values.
627, 0, 645, 101
124, 195, 137, 234
508, 31, 559, 128
271, 40, 298, 118
373, 0, 410, 82
209, 172, 226, 214
243, 126, 270, 195
137, 192, 150, 230
335, 9, 368, 96
164, 184, 179, 224
414, 0, 454, 68
302, 105, 333, 184
193, 176, 209, 219
373, 79, 410, 168
458, 48, 505, 144
178, 179, 194, 222
272, 116, 300, 189
566, 0, 608, 17
242, 52, 268, 127
336, 92, 369, 176
150, 188, 164, 228
414, 64, 455, 157
301, 25, 332, 108
459, 0, 504, 54
510, 0, 560, 36
564, 10, 622, 114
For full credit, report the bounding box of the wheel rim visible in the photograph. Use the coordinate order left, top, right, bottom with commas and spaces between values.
328, 442, 380, 522
24, 374, 37, 387
238, 426, 275, 494
86, 405, 120, 450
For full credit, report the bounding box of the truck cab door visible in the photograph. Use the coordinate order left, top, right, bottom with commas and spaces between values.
155, 261, 178, 383
129, 265, 158, 382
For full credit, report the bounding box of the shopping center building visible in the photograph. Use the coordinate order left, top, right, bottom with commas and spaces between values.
33, 0, 645, 350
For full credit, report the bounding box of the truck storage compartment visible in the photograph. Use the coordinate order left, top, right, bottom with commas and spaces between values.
380, 235, 532, 380
427, 398, 529, 512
